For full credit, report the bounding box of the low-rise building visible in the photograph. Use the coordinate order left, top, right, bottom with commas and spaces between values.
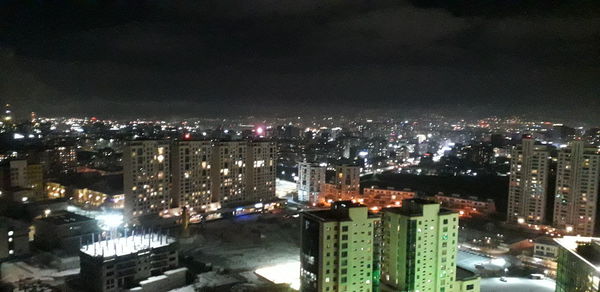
432, 193, 496, 216
455, 267, 481, 292
534, 237, 559, 260
79, 233, 178, 292
361, 186, 415, 209
34, 211, 98, 253
46, 182, 67, 199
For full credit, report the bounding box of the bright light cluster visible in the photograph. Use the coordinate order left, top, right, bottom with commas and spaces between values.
255, 261, 300, 290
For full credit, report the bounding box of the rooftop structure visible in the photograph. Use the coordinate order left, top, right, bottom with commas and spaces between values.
79, 232, 178, 292
555, 236, 600, 292
81, 233, 175, 258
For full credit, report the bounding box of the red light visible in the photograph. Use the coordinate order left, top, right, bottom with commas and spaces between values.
256, 127, 264, 135
91, 117, 97, 121
184, 133, 191, 140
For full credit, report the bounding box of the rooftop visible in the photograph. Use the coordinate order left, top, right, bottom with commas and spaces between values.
80, 233, 176, 258
456, 266, 478, 281
555, 236, 600, 271
383, 198, 455, 217
535, 237, 558, 246
37, 211, 94, 225
303, 201, 377, 222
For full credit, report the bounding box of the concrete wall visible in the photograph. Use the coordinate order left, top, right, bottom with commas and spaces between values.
127, 267, 187, 292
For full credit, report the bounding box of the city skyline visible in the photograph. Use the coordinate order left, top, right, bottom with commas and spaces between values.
0, 1, 599, 291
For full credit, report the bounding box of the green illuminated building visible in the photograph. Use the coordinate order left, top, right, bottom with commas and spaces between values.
380, 199, 479, 292
300, 201, 380, 292
556, 236, 600, 292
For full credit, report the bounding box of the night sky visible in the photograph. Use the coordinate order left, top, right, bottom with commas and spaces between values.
1, 0, 599, 120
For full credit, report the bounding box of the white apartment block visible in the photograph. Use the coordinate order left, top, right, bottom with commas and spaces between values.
335, 164, 360, 197
507, 137, 550, 225
171, 141, 212, 211
245, 141, 276, 203
211, 141, 248, 205
124, 141, 171, 219
297, 162, 326, 203
210, 140, 276, 206
125, 140, 276, 219
553, 141, 600, 236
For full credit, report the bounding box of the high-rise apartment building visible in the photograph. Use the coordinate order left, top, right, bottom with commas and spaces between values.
555, 236, 600, 292
297, 162, 326, 203
209, 141, 276, 206
300, 201, 379, 292
553, 141, 600, 236
211, 141, 248, 205
0, 159, 45, 202
245, 140, 276, 203
43, 145, 78, 177
124, 141, 171, 219
0, 217, 30, 260
380, 199, 479, 292
507, 137, 550, 224
171, 140, 213, 211
127, 140, 276, 218
334, 164, 360, 198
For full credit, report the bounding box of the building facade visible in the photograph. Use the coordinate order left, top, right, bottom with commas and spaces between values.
124, 141, 171, 219
171, 140, 213, 211
553, 141, 600, 236
125, 140, 276, 219
297, 162, 326, 203
300, 201, 379, 292
380, 199, 479, 292
79, 233, 178, 292
210, 140, 276, 206
555, 236, 600, 292
34, 211, 97, 253
0, 159, 45, 202
362, 186, 415, 209
43, 145, 77, 177
533, 238, 559, 260
245, 140, 276, 203
507, 137, 550, 225
432, 194, 496, 217
334, 164, 360, 198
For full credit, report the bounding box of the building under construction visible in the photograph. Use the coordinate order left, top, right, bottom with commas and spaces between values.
79, 232, 179, 292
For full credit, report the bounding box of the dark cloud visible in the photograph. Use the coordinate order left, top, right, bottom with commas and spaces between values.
0, 0, 599, 121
